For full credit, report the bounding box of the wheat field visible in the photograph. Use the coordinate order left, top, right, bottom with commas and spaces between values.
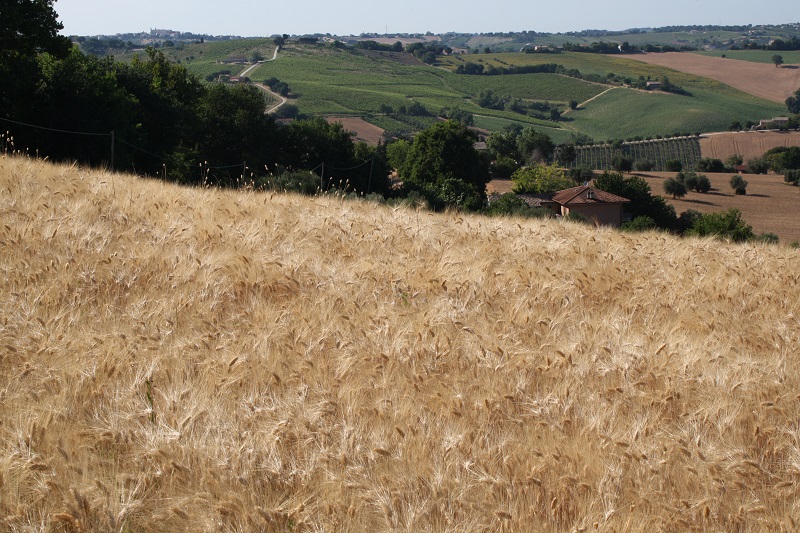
2, 156, 800, 532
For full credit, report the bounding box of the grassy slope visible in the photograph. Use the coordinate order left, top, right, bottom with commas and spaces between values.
3, 156, 800, 531
439, 52, 786, 139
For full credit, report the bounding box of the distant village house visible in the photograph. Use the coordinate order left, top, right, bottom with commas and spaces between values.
517, 185, 630, 227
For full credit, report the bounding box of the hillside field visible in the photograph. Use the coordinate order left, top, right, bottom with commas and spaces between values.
626, 52, 800, 104
134, 41, 789, 141
700, 131, 800, 161
489, 170, 800, 244
3, 156, 800, 531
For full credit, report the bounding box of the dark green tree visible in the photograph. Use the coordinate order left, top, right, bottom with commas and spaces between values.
556, 144, 577, 166
517, 128, 555, 163
663, 177, 687, 199
593, 171, 677, 229
788, 89, 800, 114
398, 120, 490, 211
730, 174, 748, 195
1, 0, 72, 117
772, 54, 784, 68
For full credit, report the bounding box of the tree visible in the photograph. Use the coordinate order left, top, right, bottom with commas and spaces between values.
663, 177, 687, 199
568, 100, 579, 110
696, 158, 724, 172
772, 54, 784, 68
516, 128, 555, 163
665, 160, 683, 172
556, 144, 577, 166
511, 164, 574, 194
611, 155, 633, 172
398, 120, 490, 211
788, 89, 800, 114
485, 193, 550, 218
1, 0, 72, 116
730, 174, 748, 195
593, 171, 677, 229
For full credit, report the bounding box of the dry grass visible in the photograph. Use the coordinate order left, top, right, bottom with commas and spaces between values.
2, 156, 800, 532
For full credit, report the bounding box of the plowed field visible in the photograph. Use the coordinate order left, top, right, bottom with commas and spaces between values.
625, 52, 800, 103
700, 131, 800, 161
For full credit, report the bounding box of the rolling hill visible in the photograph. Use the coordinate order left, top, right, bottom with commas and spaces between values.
2, 155, 800, 531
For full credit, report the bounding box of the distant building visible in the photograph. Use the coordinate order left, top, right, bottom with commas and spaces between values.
517, 185, 630, 227
757, 117, 789, 129
646, 81, 661, 90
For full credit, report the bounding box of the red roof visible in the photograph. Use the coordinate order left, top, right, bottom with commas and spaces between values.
551, 186, 629, 205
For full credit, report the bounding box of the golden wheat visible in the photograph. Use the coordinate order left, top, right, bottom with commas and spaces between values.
1, 155, 800, 531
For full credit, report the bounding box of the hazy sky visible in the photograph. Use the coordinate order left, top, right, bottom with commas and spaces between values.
56, 0, 798, 37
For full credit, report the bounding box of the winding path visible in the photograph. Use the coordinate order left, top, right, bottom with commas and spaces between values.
236, 47, 288, 114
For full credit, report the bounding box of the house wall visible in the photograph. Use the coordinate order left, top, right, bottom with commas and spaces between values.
561, 204, 624, 227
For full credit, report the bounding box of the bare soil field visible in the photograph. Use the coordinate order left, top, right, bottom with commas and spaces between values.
5, 156, 800, 531
638, 171, 800, 243
489, 172, 800, 244
625, 52, 800, 103
326, 116, 385, 145
700, 131, 800, 161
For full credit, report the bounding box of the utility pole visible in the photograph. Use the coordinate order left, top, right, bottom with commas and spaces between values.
320, 162, 324, 189
110, 130, 115, 169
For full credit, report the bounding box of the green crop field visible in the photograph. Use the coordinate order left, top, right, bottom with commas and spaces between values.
695, 50, 800, 64
124, 40, 789, 141
440, 52, 786, 140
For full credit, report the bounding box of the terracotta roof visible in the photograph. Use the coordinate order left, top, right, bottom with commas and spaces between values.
551, 186, 629, 205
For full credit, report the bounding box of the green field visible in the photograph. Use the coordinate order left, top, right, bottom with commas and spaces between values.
695, 49, 800, 64
128, 41, 789, 141
440, 52, 786, 139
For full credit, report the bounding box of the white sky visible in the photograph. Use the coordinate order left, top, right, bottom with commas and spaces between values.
56, 0, 798, 37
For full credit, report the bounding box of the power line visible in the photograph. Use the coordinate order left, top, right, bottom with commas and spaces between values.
0, 116, 111, 137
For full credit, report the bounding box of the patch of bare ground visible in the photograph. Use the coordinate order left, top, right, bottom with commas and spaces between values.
4, 156, 800, 532
326, 116, 385, 145
624, 52, 800, 103
700, 131, 800, 161
490, 174, 800, 244
637, 171, 800, 243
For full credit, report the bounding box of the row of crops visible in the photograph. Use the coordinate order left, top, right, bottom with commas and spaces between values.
567, 136, 702, 171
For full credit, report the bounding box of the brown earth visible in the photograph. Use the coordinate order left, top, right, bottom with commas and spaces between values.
699, 131, 800, 161
624, 52, 800, 103
326, 116, 385, 145
489, 172, 800, 244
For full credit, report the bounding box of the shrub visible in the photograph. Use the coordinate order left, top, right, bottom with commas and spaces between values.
665, 160, 682, 172
687, 208, 754, 242
485, 193, 551, 218
634, 160, 655, 171
621, 216, 657, 232
785, 169, 800, 185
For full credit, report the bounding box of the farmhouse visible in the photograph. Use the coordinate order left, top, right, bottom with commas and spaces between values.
646, 81, 661, 90
519, 186, 630, 227
757, 117, 789, 129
